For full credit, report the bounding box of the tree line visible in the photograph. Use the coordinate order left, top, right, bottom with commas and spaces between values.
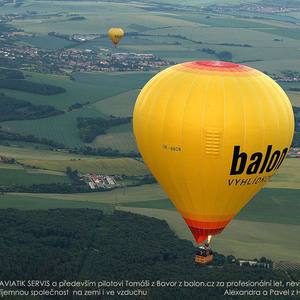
77, 116, 132, 143
0, 93, 64, 121
0, 209, 295, 300
0, 79, 66, 95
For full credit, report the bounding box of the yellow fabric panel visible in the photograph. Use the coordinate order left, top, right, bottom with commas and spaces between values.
133, 61, 294, 228
108, 28, 124, 46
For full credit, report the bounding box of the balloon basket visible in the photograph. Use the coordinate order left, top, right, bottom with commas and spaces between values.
194, 243, 214, 265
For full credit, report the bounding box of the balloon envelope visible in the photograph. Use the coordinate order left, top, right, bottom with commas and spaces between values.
108, 27, 124, 46
133, 60, 294, 244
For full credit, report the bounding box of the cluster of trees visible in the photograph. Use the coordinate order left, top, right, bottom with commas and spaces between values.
0, 166, 87, 194
0, 209, 101, 281
0, 209, 294, 300
68, 146, 139, 157
166, 33, 202, 44
0, 182, 86, 193
217, 43, 252, 48
0, 129, 65, 148
68, 16, 86, 21
201, 48, 233, 61
0, 93, 64, 121
77, 116, 132, 143
0, 68, 24, 80
0, 79, 66, 95
68, 102, 83, 111
123, 174, 157, 186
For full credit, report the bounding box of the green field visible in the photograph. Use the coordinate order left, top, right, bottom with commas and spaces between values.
0, 71, 152, 111
12, 183, 165, 204
0, 145, 85, 160
117, 205, 300, 262
0, 72, 153, 147
3, 0, 300, 150
92, 123, 137, 152
288, 91, 300, 107
2, 107, 101, 148
267, 158, 300, 189
0, 193, 113, 212
0, 166, 70, 186
120, 188, 300, 225
93, 89, 139, 117
1, 0, 300, 264
20, 34, 77, 49
0, 145, 148, 176
19, 157, 149, 176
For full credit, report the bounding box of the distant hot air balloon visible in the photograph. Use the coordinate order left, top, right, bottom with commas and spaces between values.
108, 27, 124, 47
133, 60, 294, 244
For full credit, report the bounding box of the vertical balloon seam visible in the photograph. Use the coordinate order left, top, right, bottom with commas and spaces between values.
247, 74, 269, 208
225, 74, 249, 216
133, 72, 161, 152
237, 74, 269, 212
255, 72, 292, 172
214, 76, 226, 230
187, 73, 214, 223
135, 68, 172, 114
238, 74, 266, 214
236, 73, 264, 214
159, 70, 197, 214
141, 69, 176, 154
148, 70, 186, 212
225, 76, 247, 220
179, 71, 206, 223
196, 73, 214, 223
202, 73, 222, 231
253, 72, 281, 175
229, 74, 260, 215
220, 75, 236, 220
264, 75, 294, 146
134, 69, 174, 188
158, 70, 189, 211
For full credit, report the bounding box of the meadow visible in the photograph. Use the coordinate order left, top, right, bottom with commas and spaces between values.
0, 165, 70, 186
0, 154, 297, 262
93, 89, 139, 117
0, 193, 113, 212
1, 0, 300, 263
92, 123, 137, 152
18, 157, 149, 176
2, 0, 300, 151
0, 72, 153, 148
117, 205, 300, 262
120, 188, 300, 226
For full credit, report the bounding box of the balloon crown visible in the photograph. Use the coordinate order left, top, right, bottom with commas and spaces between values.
182, 60, 252, 73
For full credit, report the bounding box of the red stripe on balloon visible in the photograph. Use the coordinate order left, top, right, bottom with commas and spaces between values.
182, 60, 252, 73
183, 216, 232, 243
184, 216, 232, 229
188, 226, 225, 244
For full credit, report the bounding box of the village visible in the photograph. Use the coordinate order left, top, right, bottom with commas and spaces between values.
79, 173, 119, 190
204, 2, 300, 15
0, 44, 172, 74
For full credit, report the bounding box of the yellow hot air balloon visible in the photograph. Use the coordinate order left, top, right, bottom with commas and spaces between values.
133, 60, 294, 244
108, 27, 124, 47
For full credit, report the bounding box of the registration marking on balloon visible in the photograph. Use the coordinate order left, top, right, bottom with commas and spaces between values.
162, 144, 182, 152
133, 60, 294, 244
